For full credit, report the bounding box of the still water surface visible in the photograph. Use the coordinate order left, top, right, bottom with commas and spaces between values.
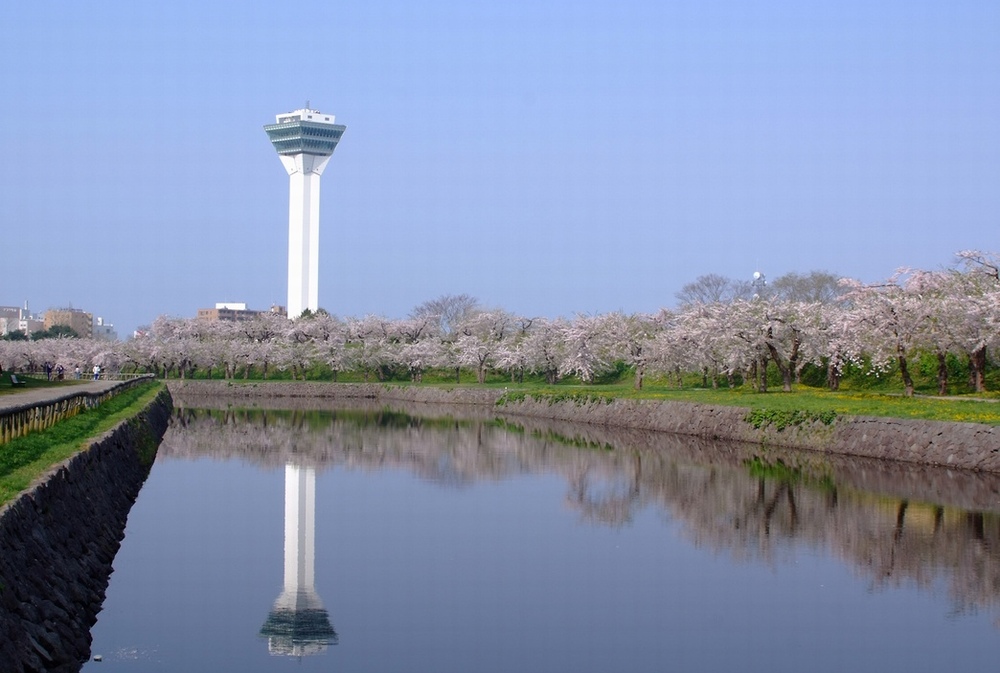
83, 402, 1000, 672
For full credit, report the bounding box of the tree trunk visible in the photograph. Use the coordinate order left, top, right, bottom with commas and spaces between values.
969, 347, 987, 393
936, 350, 948, 396
766, 343, 794, 392
826, 360, 841, 391
757, 355, 769, 393
897, 349, 914, 397
634, 364, 644, 390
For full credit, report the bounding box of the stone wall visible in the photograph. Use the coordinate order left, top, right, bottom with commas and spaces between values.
495, 396, 1000, 471
0, 388, 172, 672
165, 379, 501, 405
167, 380, 1000, 473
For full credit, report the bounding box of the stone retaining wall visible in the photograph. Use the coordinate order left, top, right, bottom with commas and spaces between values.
497, 397, 1000, 471
0, 388, 172, 672
165, 379, 501, 405
167, 380, 1000, 473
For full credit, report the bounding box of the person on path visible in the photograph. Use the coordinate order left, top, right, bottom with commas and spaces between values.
93, 364, 101, 380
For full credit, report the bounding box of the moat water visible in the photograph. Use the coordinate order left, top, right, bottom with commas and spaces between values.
82, 401, 1000, 672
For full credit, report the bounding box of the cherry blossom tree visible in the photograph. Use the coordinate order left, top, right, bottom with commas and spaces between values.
646, 310, 691, 388
841, 275, 928, 397
347, 315, 396, 381
0, 340, 31, 373
559, 314, 615, 384
240, 312, 292, 379
899, 269, 969, 394
391, 316, 440, 382
455, 309, 515, 384
761, 300, 826, 392
955, 251, 1000, 392
598, 312, 659, 390
516, 317, 568, 384
811, 298, 858, 391
489, 317, 534, 383
676, 303, 738, 388
301, 313, 350, 381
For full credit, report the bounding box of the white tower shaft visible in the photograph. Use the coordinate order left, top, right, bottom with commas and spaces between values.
282, 463, 317, 595
260, 462, 337, 656
280, 154, 332, 318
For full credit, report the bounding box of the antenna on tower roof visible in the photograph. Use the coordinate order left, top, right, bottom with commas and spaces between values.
306, 100, 311, 110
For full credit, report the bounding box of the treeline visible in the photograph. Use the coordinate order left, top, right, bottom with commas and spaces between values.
2, 251, 998, 396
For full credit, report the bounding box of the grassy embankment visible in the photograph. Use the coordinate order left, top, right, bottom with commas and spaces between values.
0, 381, 162, 505
493, 382, 1000, 426
151, 350, 1000, 426
203, 371, 1000, 426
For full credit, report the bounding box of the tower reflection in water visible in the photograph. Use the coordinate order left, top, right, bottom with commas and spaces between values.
259, 464, 337, 656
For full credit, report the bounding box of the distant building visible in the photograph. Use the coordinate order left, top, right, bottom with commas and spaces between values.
93, 316, 119, 341
0, 303, 42, 336
197, 303, 288, 323
44, 308, 94, 338
0, 306, 20, 336
19, 316, 44, 335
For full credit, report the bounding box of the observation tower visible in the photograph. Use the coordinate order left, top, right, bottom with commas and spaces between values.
264, 107, 347, 319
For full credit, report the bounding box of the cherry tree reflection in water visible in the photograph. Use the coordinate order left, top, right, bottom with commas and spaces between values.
165, 398, 1000, 629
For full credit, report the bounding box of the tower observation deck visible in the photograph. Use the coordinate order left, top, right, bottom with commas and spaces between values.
264, 108, 347, 319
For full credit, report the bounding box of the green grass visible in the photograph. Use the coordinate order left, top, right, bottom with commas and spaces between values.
0, 382, 163, 505
173, 357, 1000, 426
493, 380, 1000, 426
0, 372, 94, 395
209, 372, 1000, 426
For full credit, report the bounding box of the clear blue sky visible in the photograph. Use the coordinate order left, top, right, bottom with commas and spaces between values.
2, 1, 998, 336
